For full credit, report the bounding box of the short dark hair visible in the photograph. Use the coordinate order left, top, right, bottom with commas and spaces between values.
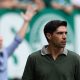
44, 20, 67, 41
44, 20, 67, 35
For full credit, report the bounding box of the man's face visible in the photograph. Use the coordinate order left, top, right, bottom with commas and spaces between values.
48, 26, 67, 48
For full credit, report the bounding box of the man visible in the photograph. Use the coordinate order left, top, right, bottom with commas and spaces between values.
0, 5, 36, 80
22, 20, 80, 80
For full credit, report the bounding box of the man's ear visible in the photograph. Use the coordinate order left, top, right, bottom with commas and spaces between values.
46, 33, 51, 40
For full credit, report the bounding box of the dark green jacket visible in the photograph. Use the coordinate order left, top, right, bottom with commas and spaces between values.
22, 50, 80, 80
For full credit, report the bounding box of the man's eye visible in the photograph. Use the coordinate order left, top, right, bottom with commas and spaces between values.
57, 32, 63, 34
56, 32, 67, 35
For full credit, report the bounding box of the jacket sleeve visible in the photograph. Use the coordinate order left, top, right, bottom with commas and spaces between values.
75, 54, 80, 80
22, 55, 35, 80
5, 34, 23, 57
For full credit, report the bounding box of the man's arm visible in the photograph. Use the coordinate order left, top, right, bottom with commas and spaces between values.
22, 55, 35, 80
18, 5, 37, 39
75, 55, 80, 80
5, 5, 37, 57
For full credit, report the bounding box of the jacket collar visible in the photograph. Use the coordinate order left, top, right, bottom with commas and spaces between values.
41, 45, 68, 56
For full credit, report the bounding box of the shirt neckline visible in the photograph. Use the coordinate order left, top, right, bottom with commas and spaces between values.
41, 45, 68, 56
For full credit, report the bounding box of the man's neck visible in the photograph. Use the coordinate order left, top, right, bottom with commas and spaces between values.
47, 45, 64, 60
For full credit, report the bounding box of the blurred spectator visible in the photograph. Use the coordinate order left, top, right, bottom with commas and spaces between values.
0, 5, 37, 80
0, 0, 28, 9
31, 0, 53, 11
1, 0, 79, 12
31, 0, 73, 14
32, 0, 46, 11
71, 0, 80, 9
18, 0, 32, 3
51, 0, 73, 14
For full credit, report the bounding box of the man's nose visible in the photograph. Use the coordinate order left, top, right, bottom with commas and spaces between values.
62, 33, 67, 39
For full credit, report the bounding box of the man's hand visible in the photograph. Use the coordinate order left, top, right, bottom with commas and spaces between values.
21, 5, 37, 22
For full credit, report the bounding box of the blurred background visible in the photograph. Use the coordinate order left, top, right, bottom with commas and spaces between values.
0, 0, 80, 80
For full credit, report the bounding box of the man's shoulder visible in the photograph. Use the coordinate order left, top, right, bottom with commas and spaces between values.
67, 49, 80, 60
67, 50, 76, 54
29, 50, 41, 58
